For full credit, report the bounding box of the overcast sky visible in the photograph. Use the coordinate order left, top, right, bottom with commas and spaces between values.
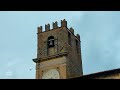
0, 11, 120, 79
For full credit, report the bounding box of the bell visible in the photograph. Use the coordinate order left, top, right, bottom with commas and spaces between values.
49, 40, 53, 46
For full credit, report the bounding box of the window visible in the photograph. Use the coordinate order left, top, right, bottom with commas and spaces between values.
48, 36, 54, 48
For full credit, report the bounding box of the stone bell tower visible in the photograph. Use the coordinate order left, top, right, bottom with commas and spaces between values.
33, 19, 83, 79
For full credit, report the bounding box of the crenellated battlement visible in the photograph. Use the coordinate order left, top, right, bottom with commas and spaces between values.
37, 19, 80, 40
37, 19, 68, 33
37, 26, 42, 33
76, 34, 80, 40
53, 21, 58, 29
45, 24, 50, 31
61, 19, 67, 27
69, 27, 74, 34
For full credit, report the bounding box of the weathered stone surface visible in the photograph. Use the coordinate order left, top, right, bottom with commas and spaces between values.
53, 21, 58, 29
35, 19, 83, 79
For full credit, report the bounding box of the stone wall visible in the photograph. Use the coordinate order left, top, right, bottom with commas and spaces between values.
66, 28, 83, 78
37, 24, 68, 59
36, 19, 83, 79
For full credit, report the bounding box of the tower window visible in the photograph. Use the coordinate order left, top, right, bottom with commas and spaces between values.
48, 36, 54, 48
68, 32, 71, 46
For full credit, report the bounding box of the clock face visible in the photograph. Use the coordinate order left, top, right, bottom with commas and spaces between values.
42, 69, 60, 79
